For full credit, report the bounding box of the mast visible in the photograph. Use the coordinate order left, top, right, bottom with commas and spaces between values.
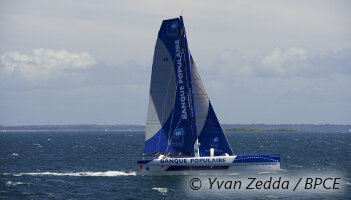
180, 16, 200, 157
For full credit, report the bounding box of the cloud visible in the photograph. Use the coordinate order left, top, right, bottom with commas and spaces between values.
261, 47, 310, 75
197, 48, 351, 124
0, 48, 97, 84
0, 48, 150, 112
0, 49, 150, 125
210, 47, 351, 79
259, 48, 351, 77
201, 47, 351, 106
0, 48, 151, 92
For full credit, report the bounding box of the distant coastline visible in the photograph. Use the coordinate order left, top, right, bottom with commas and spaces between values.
224, 127, 297, 132
0, 124, 145, 132
1, 124, 350, 133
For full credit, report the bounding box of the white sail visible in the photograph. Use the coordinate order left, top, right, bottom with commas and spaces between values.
145, 38, 177, 141
190, 53, 209, 137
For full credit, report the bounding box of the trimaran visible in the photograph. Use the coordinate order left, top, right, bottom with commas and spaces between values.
137, 16, 280, 175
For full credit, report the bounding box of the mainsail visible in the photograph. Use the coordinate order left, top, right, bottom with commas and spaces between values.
144, 16, 233, 157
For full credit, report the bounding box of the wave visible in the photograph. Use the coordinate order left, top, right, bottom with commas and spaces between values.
3, 171, 136, 177
5, 181, 29, 186
152, 187, 168, 195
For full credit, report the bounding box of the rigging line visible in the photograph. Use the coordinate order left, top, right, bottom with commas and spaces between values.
166, 109, 188, 153
160, 54, 174, 151
166, 95, 188, 152
165, 50, 182, 153
166, 53, 191, 153
183, 46, 196, 146
182, 45, 197, 153
166, 90, 197, 154
182, 18, 198, 145
166, 46, 188, 153
155, 58, 164, 152
166, 71, 178, 153
166, 110, 184, 152
183, 45, 197, 143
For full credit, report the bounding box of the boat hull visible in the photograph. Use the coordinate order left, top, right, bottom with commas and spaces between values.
137, 154, 280, 176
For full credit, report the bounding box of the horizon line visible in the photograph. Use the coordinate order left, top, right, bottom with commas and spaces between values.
1, 123, 351, 127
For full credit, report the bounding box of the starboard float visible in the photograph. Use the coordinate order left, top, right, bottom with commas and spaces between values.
137, 16, 280, 175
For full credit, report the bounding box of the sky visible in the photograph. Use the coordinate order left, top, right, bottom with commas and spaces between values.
0, 0, 350, 125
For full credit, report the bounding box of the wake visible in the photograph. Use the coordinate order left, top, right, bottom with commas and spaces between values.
3, 171, 137, 177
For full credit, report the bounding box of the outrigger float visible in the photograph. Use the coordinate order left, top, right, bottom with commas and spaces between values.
137, 16, 280, 175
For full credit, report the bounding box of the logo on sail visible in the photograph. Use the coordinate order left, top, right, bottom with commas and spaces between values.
210, 137, 219, 147
171, 128, 184, 146
175, 39, 187, 120
167, 21, 178, 36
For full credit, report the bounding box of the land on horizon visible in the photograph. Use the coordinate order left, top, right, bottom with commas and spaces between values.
1, 124, 350, 133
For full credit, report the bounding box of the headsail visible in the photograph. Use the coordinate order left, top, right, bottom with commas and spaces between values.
190, 54, 234, 156
144, 16, 233, 157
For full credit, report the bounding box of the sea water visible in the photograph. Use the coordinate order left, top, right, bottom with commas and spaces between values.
0, 131, 350, 199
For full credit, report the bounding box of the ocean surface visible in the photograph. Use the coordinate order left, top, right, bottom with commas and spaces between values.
0, 130, 350, 199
